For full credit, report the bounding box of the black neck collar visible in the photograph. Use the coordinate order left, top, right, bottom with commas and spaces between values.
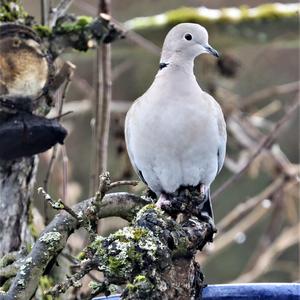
159, 62, 169, 70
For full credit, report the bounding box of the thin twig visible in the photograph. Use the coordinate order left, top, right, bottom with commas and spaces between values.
61, 145, 69, 202
201, 201, 272, 263
43, 147, 59, 193
217, 176, 286, 233
230, 222, 300, 283
108, 180, 140, 190
93, 0, 112, 193
241, 190, 284, 273
43, 62, 74, 193
41, 0, 48, 26
92, 0, 102, 193
47, 258, 98, 296
38, 187, 80, 221
57, 75, 71, 203
49, 0, 74, 27
111, 16, 161, 56
49, 99, 131, 118
241, 81, 300, 110
49, 110, 74, 120
212, 99, 299, 200
43, 63, 73, 224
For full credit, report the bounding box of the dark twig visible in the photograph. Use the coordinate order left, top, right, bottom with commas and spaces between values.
212, 99, 299, 200
47, 257, 98, 296
49, 110, 74, 119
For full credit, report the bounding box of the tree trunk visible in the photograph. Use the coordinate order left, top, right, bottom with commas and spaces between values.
0, 157, 37, 256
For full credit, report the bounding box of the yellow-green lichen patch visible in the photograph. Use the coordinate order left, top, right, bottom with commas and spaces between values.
40, 232, 61, 244
33, 25, 52, 38
39, 231, 62, 253
76, 16, 93, 27
81, 203, 185, 298
134, 203, 162, 221
84, 220, 167, 282
56, 16, 94, 33
125, 274, 155, 299
38, 275, 54, 300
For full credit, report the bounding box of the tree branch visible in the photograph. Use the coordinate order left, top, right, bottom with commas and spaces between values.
93, 0, 112, 193
230, 222, 300, 283
241, 81, 300, 110
212, 99, 299, 200
4, 193, 148, 300
49, 0, 74, 28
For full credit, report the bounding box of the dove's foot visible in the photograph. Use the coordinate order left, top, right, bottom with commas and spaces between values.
156, 193, 171, 209
198, 211, 217, 242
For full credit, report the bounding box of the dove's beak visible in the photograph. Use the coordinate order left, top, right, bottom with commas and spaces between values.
204, 45, 220, 58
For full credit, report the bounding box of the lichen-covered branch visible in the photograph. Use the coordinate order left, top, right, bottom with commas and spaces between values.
0, 0, 32, 24
1, 182, 215, 300
0, 0, 123, 59
3, 192, 148, 300
49, 204, 213, 299
34, 14, 123, 58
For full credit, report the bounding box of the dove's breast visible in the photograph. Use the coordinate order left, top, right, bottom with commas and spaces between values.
125, 77, 221, 195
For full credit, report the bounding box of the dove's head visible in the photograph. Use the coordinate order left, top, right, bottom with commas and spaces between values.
160, 23, 219, 65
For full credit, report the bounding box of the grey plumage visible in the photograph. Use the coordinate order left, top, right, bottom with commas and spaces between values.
125, 23, 226, 217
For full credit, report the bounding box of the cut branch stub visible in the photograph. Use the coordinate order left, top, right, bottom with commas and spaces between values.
0, 23, 53, 104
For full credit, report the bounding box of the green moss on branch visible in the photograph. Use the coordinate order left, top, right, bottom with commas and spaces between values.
80, 203, 213, 299
0, 1, 123, 58
0, 0, 32, 24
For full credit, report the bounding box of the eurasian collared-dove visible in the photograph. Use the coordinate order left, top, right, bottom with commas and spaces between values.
125, 23, 226, 221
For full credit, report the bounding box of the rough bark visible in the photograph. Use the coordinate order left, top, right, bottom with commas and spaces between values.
0, 157, 37, 256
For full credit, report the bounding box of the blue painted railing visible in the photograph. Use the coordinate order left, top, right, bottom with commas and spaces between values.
93, 283, 300, 300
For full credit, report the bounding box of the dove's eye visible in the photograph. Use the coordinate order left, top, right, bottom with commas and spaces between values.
184, 33, 193, 41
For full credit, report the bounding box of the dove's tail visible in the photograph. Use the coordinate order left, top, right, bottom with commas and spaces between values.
202, 187, 214, 221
